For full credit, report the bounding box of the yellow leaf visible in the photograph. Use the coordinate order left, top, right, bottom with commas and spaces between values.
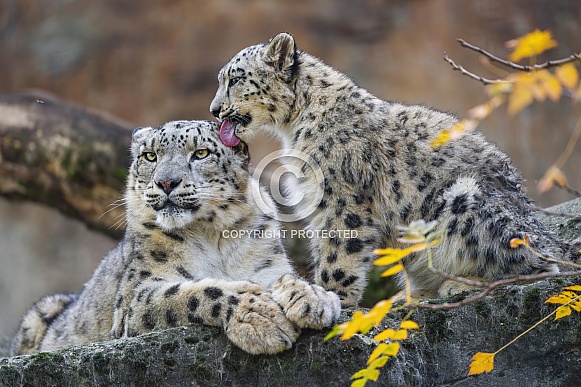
350, 378, 368, 387
468, 352, 495, 376
381, 263, 404, 277
373, 248, 409, 266
368, 356, 389, 370
538, 70, 562, 101
374, 243, 428, 264
324, 325, 342, 341
555, 305, 572, 320
508, 84, 534, 115
508, 29, 558, 62
351, 368, 380, 384
430, 121, 468, 149
571, 301, 581, 312
545, 294, 572, 305
374, 329, 395, 342
487, 82, 513, 97
400, 320, 420, 330
351, 369, 369, 380
564, 285, 581, 291
370, 300, 393, 325
392, 329, 408, 340
537, 165, 568, 194
384, 342, 401, 357
510, 238, 526, 248
430, 129, 451, 150
341, 311, 365, 340
561, 291, 578, 299
556, 63, 579, 89
368, 343, 389, 364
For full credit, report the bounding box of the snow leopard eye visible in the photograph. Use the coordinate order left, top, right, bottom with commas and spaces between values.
143, 152, 157, 162
192, 149, 210, 160
228, 77, 241, 88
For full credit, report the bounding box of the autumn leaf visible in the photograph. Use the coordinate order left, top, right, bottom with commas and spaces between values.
430, 121, 473, 149
381, 263, 404, 277
487, 82, 512, 97
400, 320, 419, 330
537, 165, 568, 193
323, 324, 342, 341
367, 356, 390, 370
373, 247, 414, 266
556, 63, 579, 89
368, 343, 390, 364
392, 329, 408, 340
370, 300, 392, 325
555, 305, 572, 320
507, 29, 558, 62
351, 368, 380, 384
545, 294, 573, 305
351, 379, 369, 387
510, 238, 526, 248
374, 329, 395, 342
374, 243, 435, 268
468, 352, 495, 375
564, 285, 581, 292
508, 74, 535, 114
539, 70, 562, 101
342, 311, 366, 340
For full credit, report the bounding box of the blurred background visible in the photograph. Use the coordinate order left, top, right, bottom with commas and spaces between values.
1, 0, 580, 341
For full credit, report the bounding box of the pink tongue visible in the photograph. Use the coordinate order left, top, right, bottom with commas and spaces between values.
219, 119, 241, 147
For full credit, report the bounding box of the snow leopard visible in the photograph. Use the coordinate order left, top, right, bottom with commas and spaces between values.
210, 32, 579, 307
11, 119, 340, 356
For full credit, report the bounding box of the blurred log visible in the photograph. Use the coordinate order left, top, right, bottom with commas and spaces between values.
0, 91, 134, 239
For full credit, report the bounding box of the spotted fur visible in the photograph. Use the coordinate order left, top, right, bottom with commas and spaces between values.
11, 120, 340, 356
210, 33, 579, 306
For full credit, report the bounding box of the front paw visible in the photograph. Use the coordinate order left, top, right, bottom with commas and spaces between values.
225, 291, 299, 355
272, 274, 341, 330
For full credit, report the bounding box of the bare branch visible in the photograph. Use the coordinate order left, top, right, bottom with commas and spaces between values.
561, 183, 581, 198
418, 270, 581, 310
457, 38, 581, 71
443, 53, 507, 85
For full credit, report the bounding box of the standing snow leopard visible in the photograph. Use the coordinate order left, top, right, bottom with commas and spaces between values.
210, 32, 579, 307
11, 120, 340, 356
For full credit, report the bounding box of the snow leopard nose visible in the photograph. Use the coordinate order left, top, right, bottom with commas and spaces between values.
210, 98, 222, 118
156, 179, 181, 194
210, 106, 221, 118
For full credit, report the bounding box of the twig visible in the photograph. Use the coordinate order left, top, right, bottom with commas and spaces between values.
561, 183, 581, 198
457, 39, 581, 71
443, 53, 507, 85
418, 270, 581, 310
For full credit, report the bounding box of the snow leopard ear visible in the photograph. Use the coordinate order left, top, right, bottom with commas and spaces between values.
130, 126, 154, 158
264, 32, 297, 82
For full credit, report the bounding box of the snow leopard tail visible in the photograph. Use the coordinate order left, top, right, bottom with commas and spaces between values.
10, 293, 79, 356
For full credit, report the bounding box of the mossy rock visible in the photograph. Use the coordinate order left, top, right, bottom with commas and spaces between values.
1, 202, 579, 386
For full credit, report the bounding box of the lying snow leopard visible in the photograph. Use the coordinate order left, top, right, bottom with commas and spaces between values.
11, 120, 340, 356
210, 32, 580, 307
